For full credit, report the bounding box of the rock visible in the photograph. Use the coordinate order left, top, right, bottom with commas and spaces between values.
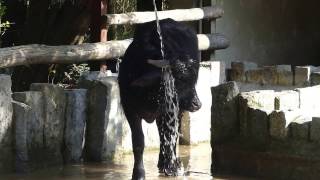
211, 81, 239, 144
229, 62, 245, 81
261, 66, 278, 85
63, 89, 87, 163
79, 74, 159, 162
30, 83, 66, 166
295, 85, 320, 117
269, 110, 303, 140
310, 72, 320, 85
0, 75, 13, 173
229, 61, 258, 82
274, 90, 299, 110
246, 108, 270, 144
294, 66, 311, 86
12, 92, 45, 172
310, 117, 320, 142
239, 90, 274, 137
245, 69, 263, 84
289, 115, 312, 141
276, 65, 293, 86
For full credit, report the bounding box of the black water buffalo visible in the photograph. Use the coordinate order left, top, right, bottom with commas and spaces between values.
118, 18, 201, 180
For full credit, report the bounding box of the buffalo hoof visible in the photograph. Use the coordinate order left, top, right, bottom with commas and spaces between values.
158, 158, 181, 176
132, 167, 145, 180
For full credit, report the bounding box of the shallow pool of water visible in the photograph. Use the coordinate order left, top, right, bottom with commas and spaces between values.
1, 143, 254, 180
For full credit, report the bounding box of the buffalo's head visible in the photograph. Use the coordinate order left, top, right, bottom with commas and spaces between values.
147, 57, 202, 112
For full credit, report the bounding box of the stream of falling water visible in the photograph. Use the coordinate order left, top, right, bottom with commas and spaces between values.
153, 0, 182, 175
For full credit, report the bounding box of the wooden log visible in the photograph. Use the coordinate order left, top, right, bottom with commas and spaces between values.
198, 33, 230, 51
0, 34, 229, 68
105, 6, 224, 25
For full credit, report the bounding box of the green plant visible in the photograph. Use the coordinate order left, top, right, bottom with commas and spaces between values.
58, 63, 90, 89
0, 2, 11, 37
109, 0, 137, 40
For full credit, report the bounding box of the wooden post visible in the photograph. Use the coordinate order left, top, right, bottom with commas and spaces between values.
100, 0, 108, 72
210, 0, 217, 60
90, 0, 108, 72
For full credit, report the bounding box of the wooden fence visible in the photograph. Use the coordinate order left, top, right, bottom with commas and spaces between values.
0, 6, 229, 68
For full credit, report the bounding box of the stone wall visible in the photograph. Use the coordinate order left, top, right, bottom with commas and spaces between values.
227, 61, 320, 91
211, 81, 320, 179
0, 72, 162, 173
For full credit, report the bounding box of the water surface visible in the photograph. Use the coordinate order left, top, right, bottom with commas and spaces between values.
1, 143, 254, 180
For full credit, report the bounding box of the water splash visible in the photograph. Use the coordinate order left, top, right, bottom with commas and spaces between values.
152, 0, 165, 60
153, 0, 182, 175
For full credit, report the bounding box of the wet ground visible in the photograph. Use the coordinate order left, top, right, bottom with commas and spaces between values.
1, 143, 254, 180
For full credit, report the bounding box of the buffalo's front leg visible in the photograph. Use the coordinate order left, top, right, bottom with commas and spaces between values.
156, 114, 180, 176
128, 117, 145, 180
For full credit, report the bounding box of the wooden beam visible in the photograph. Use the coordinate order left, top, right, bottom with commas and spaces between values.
0, 34, 229, 68
105, 6, 224, 25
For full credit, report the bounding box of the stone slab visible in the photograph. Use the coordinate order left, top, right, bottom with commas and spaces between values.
229, 62, 258, 82
12, 91, 45, 172
289, 115, 312, 141
239, 90, 274, 138
79, 73, 160, 162
0, 75, 13, 173
295, 85, 320, 117
276, 65, 293, 86
261, 66, 278, 85
310, 117, 320, 142
245, 69, 263, 84
274, 90, 299, 110
294, 66, 311, 86
229, 62, 245, 81
269, 110, 303, 140
246, 108, 270, 144
63, 89, 87, 163
311, 72, 320, 85
30, 83, 66, 166
211, 81, 240, 144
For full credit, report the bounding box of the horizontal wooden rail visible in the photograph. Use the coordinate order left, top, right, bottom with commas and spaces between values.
105, 6, 224, 25
0, 34, 229, 68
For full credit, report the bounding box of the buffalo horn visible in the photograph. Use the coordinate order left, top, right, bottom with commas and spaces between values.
147, 59, 170, 68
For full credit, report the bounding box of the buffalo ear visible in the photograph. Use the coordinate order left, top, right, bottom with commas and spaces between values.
130, 72, 161, 87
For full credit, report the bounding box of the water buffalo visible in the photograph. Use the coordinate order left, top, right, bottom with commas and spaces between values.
118, 18, 201, 180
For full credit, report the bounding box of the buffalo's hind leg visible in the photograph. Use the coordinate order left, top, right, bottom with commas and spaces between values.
127, 115, 145, 180
156, 114, 181, 176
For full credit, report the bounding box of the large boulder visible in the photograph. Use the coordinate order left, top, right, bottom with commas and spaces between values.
211, 81, 239, 144
30, 83, 66, 166
63, 89, 87, 163
12, 91, 45, 172
0, 75, 13, 173
79, 72, 159, 162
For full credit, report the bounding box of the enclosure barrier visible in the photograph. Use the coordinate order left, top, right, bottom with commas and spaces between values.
0, 34, 229, 68
0, 4, 229, 174
0, 6, 229, 68
104, 6, 224, 25
212, 62, 320, 179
